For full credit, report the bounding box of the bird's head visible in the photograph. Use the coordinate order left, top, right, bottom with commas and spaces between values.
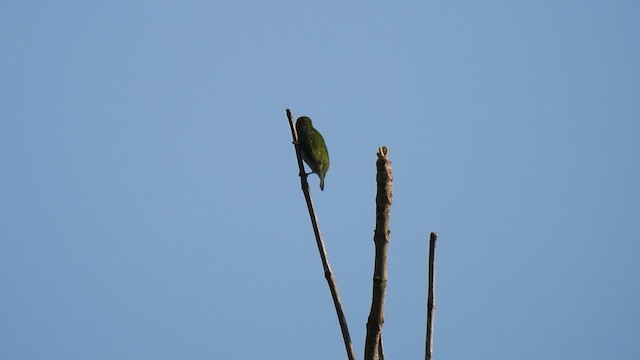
296, 116, 313, 128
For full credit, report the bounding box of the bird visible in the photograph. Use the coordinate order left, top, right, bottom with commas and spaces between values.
296, 116, 330, 191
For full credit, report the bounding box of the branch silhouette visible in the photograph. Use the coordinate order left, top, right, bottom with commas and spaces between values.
286, 109, 356, 360
364, 146, 393, 360
425, 232, 438, 360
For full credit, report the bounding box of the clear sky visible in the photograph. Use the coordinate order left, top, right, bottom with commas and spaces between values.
1, 1, 639, 359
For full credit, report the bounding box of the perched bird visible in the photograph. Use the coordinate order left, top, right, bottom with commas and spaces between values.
296, 116, 330, 191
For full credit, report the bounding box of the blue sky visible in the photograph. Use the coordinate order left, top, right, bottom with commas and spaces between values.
1, 1, 639, 359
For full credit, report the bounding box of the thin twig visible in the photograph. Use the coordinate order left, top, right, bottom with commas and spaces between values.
425, 232, 438, 360
364, 146, 393, 360
286, 109, 356, 360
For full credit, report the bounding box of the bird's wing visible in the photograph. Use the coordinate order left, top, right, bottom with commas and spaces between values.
310, 135, 328, 166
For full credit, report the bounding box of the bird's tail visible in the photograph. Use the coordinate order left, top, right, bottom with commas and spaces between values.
319, 176, 325, 191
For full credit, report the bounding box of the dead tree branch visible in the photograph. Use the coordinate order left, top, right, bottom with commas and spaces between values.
364, 146, 393, 360
424, 232, 438, 360
286, 109, 356, 360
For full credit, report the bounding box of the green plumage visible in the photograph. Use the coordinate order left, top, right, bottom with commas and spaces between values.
296, 116, 330, 191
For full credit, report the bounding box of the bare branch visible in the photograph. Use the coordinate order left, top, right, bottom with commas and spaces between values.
425, 232, 438, 360
286, 109, 356, 360
364, 146, 393, 360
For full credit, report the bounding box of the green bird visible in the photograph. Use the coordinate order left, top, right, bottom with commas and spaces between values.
296, 116, 330, 191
